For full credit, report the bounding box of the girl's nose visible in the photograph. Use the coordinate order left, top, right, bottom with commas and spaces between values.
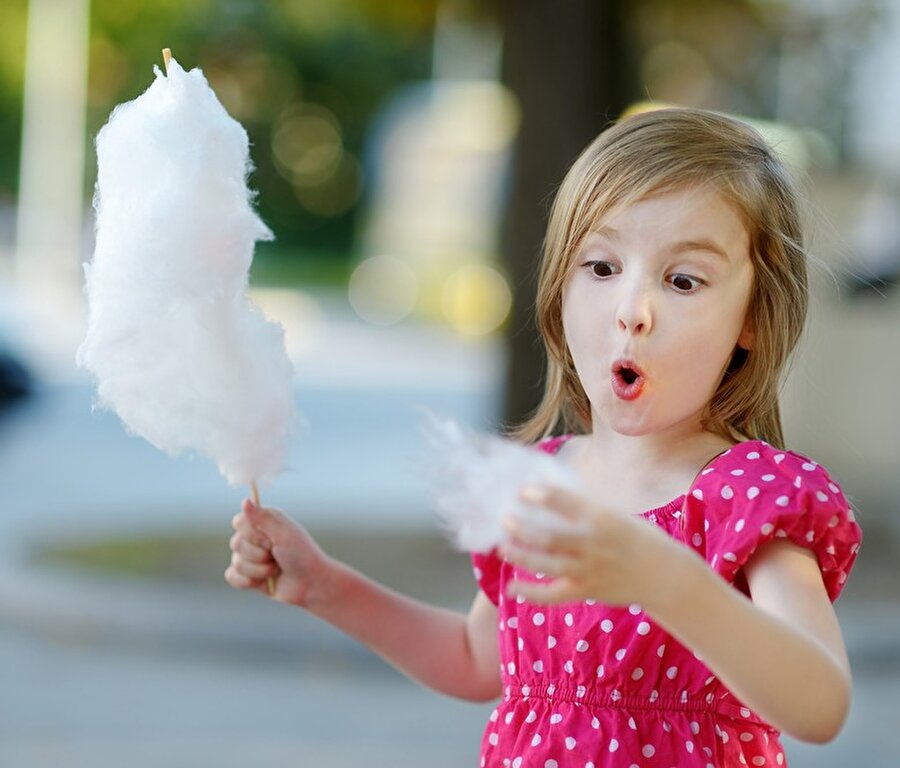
616, 287, 653, 335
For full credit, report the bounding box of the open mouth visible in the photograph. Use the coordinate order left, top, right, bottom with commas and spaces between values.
611, 359, 646, 400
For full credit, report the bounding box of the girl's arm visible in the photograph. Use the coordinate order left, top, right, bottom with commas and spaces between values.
644, 537, 851, 743
502, 486, 851, 743
226, 500, 501, 702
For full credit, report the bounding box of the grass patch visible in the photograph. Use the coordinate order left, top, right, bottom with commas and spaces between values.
34, 528, 477, 606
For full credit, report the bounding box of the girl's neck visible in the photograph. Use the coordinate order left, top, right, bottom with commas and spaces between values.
558, 425, 736, 515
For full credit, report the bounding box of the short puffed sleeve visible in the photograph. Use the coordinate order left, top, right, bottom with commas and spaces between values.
471, 549, 503, 606
469, 434, 571, 605
682, 441, 862, 602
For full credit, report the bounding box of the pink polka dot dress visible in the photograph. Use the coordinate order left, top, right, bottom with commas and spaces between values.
471, 437, 862, 768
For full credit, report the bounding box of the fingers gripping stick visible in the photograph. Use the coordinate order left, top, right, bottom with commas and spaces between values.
250, 481, 277, 596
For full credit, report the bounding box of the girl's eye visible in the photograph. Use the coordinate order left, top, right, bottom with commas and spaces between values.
587, 261, 618, 278
670, 273, 703, 292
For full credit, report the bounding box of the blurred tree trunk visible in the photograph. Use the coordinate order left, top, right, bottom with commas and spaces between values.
498, 0, 638, 431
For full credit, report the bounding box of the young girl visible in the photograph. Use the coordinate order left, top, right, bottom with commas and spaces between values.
226, 107, 862, 767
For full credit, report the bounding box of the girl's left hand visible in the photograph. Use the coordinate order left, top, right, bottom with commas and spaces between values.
501, 485, 687, 607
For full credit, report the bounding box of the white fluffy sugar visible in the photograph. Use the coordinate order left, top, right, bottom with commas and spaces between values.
422, 413, 583, 553
77, 57, 297, 487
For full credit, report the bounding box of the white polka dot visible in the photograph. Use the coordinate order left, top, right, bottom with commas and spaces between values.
526, 710, 537, 723
802, 462, 816, 471
550, 713, 563, 724
761, 474, 775, 482
548, 635, 557, 649
512, 759, 522, 768
564, 612, 574, 626
632, 667, 644, 680
592, 717, 600, 729
473, 567, 483, 580
533, 612, 545, 626
600, 619, 614, 633
518, 638, 524, 651
686, 740, 694, 753
776, 495, 789, 507
761, 523, 774, 535
740, 707, 752, 717
747, 451, 760, 460
531, 734, 542, 748
776, 753, 784, 765
663, 720, 672, 733
731, 469, 745, 476
576, 640, 589, 652
564, 660, 574, 674
692, 488, 704, 500
657, 644, 666, 657
547, 684, 556, 696
734, 519, 745, 532
690, 721, 700, 735
609, 738, 619, 752
667, 665, 679, 679
542, 758, 553, 767
586, 764, 595, 768
565, 737, 576, 750
747, 486, 760, 500
507, 617, 518, 629
533, 660, 544, 673
816, 490, 829, 503
649, 689, 659, 702
505, 712, 515, 725
489, 733, 499, 746
721, 485, 734, 500
507, 662, 516, 674
642, 745, 655, 758
585, 598, 596, 606
723, 552, 737, 562
773, 453, 785, 463
828, 514, 840, 527
828, 482, 839, 493
576, 685, 586, 698
794, 476, 802, 488
610, 689, 622, 701
692, 532, 703, 547
490, 709, 499, 722
615, 648, 627, 661
752, 757, 766, 766
628, 717, 637, 730
701, 467, 714, 475
740, 732, 754, 742
637, 621, 651, 635
596, 664, 605, 677
522, 685, 531, 696
629, 603, 642, 615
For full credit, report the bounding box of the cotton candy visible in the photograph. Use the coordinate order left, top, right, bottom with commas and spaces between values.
77, 57, 297, 487
422, 414, 583, 553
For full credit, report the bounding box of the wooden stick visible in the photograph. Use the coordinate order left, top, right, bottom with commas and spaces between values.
162, 48, 172, 73
251, 481, 277, 596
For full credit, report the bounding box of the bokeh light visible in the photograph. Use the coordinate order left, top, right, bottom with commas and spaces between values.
441, 262, 511, 336
348, 254, 419, 325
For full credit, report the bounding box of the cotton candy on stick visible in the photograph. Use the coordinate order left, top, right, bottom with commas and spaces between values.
77, 50, 297, 589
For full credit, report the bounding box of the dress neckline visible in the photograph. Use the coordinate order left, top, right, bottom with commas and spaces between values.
547, 434, 764, 519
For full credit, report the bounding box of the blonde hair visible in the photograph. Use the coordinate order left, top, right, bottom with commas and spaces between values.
511, 107, 808, 449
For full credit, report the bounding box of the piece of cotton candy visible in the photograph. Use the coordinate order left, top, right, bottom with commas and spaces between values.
77, 57, 297, 487
422, 414, 583, 553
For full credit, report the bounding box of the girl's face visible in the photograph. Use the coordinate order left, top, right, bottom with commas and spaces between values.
561, 185, 755, 440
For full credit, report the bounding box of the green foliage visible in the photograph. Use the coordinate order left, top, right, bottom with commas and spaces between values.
1, 0, 439, 269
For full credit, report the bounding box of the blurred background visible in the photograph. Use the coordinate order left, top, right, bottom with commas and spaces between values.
0, 0, 898, 766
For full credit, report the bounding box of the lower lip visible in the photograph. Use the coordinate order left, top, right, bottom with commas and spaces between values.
612, 373, 645, 401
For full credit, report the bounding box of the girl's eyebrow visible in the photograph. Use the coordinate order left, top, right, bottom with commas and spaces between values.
591, 227, 729, 261
666, 239, 730, 261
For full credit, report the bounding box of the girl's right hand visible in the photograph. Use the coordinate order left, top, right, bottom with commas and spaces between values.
225, 499, 333, 607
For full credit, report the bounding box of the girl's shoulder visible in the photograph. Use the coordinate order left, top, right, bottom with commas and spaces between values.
686, 439, 862, 602
697, 438, 842, 500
